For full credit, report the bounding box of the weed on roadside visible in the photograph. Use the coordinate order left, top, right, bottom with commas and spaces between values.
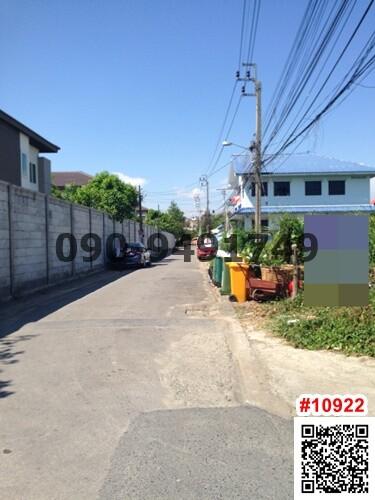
270, 289, 375, 357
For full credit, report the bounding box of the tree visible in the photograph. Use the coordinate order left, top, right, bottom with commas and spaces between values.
52, 171, 138, 221
145, 208, 162, 225
260, 214, 304, 265
51, 183, 80, 202
210, 212, 225, 229
144, 202, 185, 239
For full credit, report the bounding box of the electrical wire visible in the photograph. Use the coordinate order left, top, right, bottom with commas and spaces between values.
206, 0, 261, 177
271, 0, 373, 154
264, 45, 375, 166
264, 0, 353, 153
263, 0, 327, 139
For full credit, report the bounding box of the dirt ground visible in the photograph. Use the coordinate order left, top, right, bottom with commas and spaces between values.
234, 300, 375, 417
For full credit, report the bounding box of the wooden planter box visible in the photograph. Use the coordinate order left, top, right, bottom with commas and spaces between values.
261, 265, 304, 285
261, 266, 293, 286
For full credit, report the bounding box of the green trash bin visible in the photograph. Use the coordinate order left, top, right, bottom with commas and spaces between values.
211, 257, 216, 283
208, 259, 214, 281
213, 257, 223, 287
220, 257, 231, 295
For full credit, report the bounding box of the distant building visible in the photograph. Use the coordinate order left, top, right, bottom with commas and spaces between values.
229, 154, 375, 230
185, 216, 199, 231
52, 171, 93, 190
0, 109, 59, 194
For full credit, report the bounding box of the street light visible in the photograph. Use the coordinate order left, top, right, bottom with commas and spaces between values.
222, 140, 250, 151
223, 138, 262, 233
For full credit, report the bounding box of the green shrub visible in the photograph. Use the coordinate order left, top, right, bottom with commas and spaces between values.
370, 214, 375, 266
269, 289, 375, 357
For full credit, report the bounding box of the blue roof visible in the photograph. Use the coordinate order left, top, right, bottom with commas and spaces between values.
235, 204, 375, 214
233, 154, 375, 177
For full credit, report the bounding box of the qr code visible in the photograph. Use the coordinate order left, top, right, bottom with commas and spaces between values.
294, 417, 375, 499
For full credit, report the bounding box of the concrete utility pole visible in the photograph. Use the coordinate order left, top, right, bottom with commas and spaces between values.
199, 175, 210, 233
216, 188, 229, 233
237, 63, 262, 234
138, 185, 144, 243
254, 79, 262, 234
193, 193, 201, 235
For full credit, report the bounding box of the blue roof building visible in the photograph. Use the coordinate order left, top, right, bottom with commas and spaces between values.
228, 154, 375, 230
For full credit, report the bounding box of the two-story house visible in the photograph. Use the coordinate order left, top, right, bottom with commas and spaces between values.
0, 109, 60, 194
229, 154, 375, 230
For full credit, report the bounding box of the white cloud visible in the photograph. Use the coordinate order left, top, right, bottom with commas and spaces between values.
113, 172, 147, 187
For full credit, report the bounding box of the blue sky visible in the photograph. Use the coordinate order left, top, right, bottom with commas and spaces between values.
1, 0, 374, 213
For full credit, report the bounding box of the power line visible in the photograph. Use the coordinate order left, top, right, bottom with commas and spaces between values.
207, 159, 234, 178
205, 81, 238, 175
205, 0, 262, 177
263, 0, 328, 139
269, 0, 357, 151
245, 0, 261, 65
264, 44, 375, 166
264, 0, 354, 153
270, 0, 374, 153
238, 0, 248, 70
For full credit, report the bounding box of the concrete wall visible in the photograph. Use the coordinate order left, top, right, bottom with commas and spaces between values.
0, 180, 176, 302
0, 182, 11, 298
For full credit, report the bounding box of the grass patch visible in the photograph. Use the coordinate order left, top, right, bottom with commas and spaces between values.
266, 289, 375, 357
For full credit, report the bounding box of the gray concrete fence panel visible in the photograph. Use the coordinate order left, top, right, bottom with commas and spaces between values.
0, 180, 175, 301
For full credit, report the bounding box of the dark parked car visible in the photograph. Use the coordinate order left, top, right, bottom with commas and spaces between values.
109, 242, 151, 270
125, 242, 151, 268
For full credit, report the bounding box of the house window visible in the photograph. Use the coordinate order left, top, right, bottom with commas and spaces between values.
274, 181, 290, 196
305, 180, 322, 196
251, 182, 268, 197
251, 219, 268, 229
329, 180, 345, 195
29, 163, 37, 184
21, 153, 28, 177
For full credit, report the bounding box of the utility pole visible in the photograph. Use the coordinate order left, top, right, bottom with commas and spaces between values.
237, 63, 262, 234
216, 187, 229, 233
193, 193, 201, 235
138, 185, 144, 243
199, 175, 210, 233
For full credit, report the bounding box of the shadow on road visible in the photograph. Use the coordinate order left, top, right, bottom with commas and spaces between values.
0, 378, 14, 399
0, 267, 165, 339
0, 271, 130, 339
0, 256, 176, 399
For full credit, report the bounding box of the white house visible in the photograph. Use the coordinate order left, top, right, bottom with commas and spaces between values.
229, 154, 375, 230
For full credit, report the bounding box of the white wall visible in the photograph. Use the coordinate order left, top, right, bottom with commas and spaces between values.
242, 175, 371, 208
19, 132, 39, 192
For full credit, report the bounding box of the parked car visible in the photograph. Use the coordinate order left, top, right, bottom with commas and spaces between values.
125, 242, 151, 267
196, 235, 217, 261
109, 242, 151, 270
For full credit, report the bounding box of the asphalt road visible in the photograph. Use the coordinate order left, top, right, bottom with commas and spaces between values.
0, 253, 293, 499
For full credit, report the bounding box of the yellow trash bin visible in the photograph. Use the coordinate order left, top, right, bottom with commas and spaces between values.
226, 262, 249, 303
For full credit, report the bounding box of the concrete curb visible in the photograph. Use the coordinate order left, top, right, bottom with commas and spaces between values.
200, 261, 291, 417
